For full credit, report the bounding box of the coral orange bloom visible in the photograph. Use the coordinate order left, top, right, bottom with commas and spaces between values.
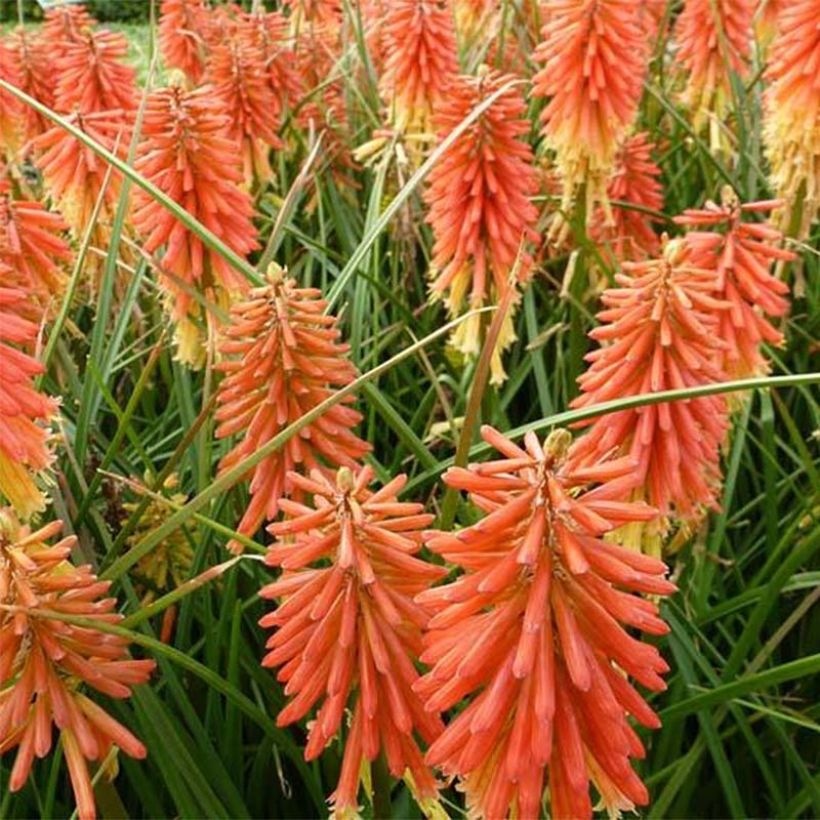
379, 0, 458, 135
205, 31, 284, 182
674, 191, 794, 379
569, 240, 730, 530
28, 110, 127, 288
0, 40, 24, 160
425, 70, 539, 383
417, 426, 674, 819
673, 0, 755, 143
215, 265, 370, 552
532, 0, 648, 229
132, 85, 258, 363
763, 0, 820, 238
53, 28, 136, 118
590, 132, 665, 263
260, 466, 445, 816
5, 28, 56, 143
0, 510, 155, 820
158, 0, 209, 83
0, 281, 57, 518
0, 173, 72, 303
41, 4, 97, 57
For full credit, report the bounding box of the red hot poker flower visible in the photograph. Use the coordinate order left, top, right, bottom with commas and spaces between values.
0, 282, 57, 518
425, 70, 539, 384
569, 240, 730, 526
41, 5, 98, 57
132, 85, 258, 362
417, 426, 674, 819
532, 0, 649, 229
590, 132, 665, 263
675, 191, 794, 379
0, 174, 72, 304
205, 30, 284, 182
673, 0, 755, 142
0, 40, 24, 161
260, 466, 445, 816
158, 0, 209, 83
53, 28, 137, 119
379, 0, 459, 136
763, 0, 820, 238
215, 266, 370, 552
0, 510, 155, 820
5, 28, 56, 143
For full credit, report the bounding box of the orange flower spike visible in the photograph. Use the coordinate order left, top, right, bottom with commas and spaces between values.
425, 70, 539, 384
159, 0, 209, 83
0, 282, 57, 518
590, 132, 665, 263
674, 190, 794, 379
260, 466, 445, 815
673, 0, 755, 143
533, 0, 648, 228
6, 29, 55, 142
41, 4, 98, 56
53, 28, 137, 118
0, 40, 24, 160
0, 510, 155, 820
569, 239, 730, 522
0, 175, 72, 303
28, 111, 127, 244
215, 266, 370, 553
132, 85, 258, 348
417, 427, 674, 820
379, 0, 459, 136
763, 0, 820, 238
205, 29, 284, 183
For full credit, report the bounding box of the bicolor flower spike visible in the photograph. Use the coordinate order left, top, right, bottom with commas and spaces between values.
533, 0, 649, 232
53, 28, 136, 119
417, 426, 674, 819
763, 0, 820, 238
215, 265, 370, 553
590, 132, 665, 264
425, 70, 539, 384
0, 281, 57, 518
132, 85, 258, 365
158, 0, 209, 83
569, 239, 730, 533
260, 466, 445, 817
673, 0, 755, 146
379, 0, 459, 137
0, 173, 72, 304
675, 190, 794, 379
0, 510, 155, 820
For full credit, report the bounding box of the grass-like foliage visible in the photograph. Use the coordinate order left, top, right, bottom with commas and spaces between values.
0, 1, 818, 819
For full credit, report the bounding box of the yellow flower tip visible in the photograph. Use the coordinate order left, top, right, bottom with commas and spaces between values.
545, 428, 573, 462
352, 135, 388, 163
265, 261, 286, 285
173, 316, 207, 370
0, 450, 47, 520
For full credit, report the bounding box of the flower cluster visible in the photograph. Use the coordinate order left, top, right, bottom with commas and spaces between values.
763, 0, 820, 238
674, 0, 755, 144
158, 0, 208, 83
533, 0, 649, 229
570, 240, 730, 532
417, 426, 674, 818
261, 466, 446, 815
132, 84, 258, 364
215, 265, 369, 552
675, 191, 794, 379
425, 70, 539, 383
0, 283, 57, 518
0, 511, 155, 820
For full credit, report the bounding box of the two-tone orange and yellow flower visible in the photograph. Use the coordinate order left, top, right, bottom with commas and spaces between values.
763, 0, 820, 238
417, 426, 674, 819
215, 265, 370, 552
0, 511, 155, 820
425, 70, 539, 383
